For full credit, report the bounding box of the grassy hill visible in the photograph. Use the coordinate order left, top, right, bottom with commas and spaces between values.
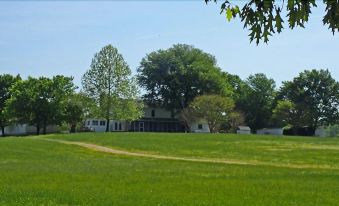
1, 133, 339, 205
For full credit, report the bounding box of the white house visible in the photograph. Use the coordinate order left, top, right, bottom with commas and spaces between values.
85, 105, 210, 133
257, 128, 283, 136
2, 124, 57, 136
237, 126, 251, 134
85, 119, 127, 132
129, 106, 181, 132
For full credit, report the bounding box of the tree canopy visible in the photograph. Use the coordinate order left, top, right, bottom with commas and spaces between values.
237, 73, 276, 130
82, 44, 143, 132
205, 0, 339, 44
271, 99, 297, 127
189, 94, 236, 133
278, 69, 339, 129
6, 76, 76, 135
0, 74, 21, 136
138, 44, 233, 110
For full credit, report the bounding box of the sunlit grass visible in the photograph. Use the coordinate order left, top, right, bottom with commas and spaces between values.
0, 133, 339, 205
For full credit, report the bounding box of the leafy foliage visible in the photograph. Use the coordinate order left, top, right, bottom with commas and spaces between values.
6, 76, 76, 135
205, 0, 338, 44
64, 94, 84, 133
0, 74, 21, 136
278, 69, 339, 129
82, 45, 143, 132
271, 100, 297, 127
237, 73, 276, 130
189, 95, 235, 133
179, 107, 198, 132
138, 44, 233, 110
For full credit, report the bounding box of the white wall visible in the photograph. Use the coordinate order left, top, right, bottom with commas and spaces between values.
3, 124, 58, 135
4, 124, 27, 135
190, 122, 210, 133
85, 119, 127, 132
237, 130, 251, 134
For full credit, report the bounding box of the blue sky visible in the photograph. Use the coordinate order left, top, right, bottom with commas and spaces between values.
0, 1, 338, 89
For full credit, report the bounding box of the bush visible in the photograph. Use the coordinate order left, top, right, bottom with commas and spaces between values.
325, 125, 339, 137
283, 126, 315, 136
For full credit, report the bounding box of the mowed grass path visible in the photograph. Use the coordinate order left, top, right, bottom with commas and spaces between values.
0, 133, 338, 205
48, 132, 339, 169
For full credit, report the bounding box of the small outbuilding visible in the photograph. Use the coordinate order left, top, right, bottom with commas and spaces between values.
237, 126, 251, 134
257, 128, 283, 136
190, 121, 210, 133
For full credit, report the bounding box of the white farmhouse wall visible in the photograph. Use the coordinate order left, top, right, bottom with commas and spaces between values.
4, 124, 27, 135
85, 119, 127, 132
3, 124, 57, 135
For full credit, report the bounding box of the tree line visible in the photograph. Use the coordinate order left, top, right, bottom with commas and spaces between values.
1, 44, 338, 136
137, 44, 339, 134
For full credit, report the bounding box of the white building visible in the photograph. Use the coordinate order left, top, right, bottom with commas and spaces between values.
190, 121, 210, 133
237, 126, 251, 134
2, 124, 57, 136
85, 106, 210, 133
85, 119, 127, 132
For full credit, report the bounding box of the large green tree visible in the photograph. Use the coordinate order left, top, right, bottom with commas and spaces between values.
278, 69, 339, 130
189, 94, 236, 133
138, 44, 233, 110
64, 94, 84, 133
7, 76, 76, 135
238, 73, 276, 130
0, 74, 21, 136
82, 45, 143, 132
205, 0, 339, 44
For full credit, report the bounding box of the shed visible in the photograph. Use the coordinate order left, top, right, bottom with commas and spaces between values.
237, 126, 251, 134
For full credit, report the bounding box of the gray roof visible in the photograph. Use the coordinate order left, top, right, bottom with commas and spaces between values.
237, 126, 251, 131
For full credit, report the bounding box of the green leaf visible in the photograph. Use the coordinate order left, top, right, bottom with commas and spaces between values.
226, 7, 233, 22
288, 0, 295, 10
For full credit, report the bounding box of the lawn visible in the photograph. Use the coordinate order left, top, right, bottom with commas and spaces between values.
0, 133, 339, 205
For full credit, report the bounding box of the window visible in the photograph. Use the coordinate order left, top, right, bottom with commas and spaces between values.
198, 124, 203, 129
92, 120, 98, 126
115, 122, 118, 130
151, 109, 155, 117
87, 121, 90, 126
119, 123, 122, 130
100, 121, 106, 126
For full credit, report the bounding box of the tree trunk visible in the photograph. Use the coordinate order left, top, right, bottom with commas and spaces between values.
36, 124, 40, 135
70, 123, 76, 133
184, 122, 190, 133
1, 126, 5, 137
125, 121, 129, 132
43, 119, 47, 135
106, 119, 110, 132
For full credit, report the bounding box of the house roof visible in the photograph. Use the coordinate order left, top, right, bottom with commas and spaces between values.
237, 126, 251, 131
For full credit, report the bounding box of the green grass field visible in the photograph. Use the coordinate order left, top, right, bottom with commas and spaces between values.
1, 133, 339, 205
